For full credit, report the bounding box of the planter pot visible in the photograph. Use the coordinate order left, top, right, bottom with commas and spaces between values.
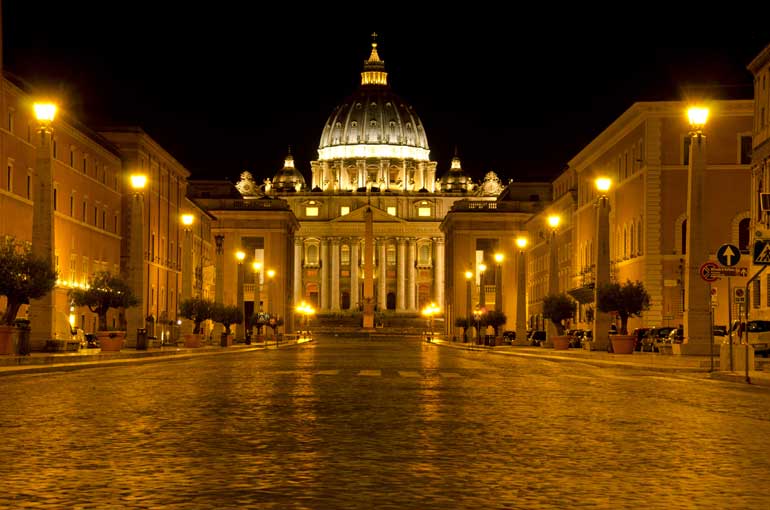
97, 331, 125, 352
184, 333, 201, 348
0, 325, 16, 355
220, 333, 233, 347
610, 334, 636, 354
552, 336, 570, 350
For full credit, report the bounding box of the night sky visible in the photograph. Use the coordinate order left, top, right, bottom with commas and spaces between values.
3, 3, 768, 184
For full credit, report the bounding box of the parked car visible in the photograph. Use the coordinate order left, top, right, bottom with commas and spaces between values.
643, 326, 676, 352
713, 325, 727, 337
632, 327, 651, 351
746, 320, 770, 357
530, 330, 546, 346
668, 327, 684, 343
502, 331, 516, 344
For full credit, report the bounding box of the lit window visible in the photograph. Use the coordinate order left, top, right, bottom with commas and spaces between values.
306, 207, 319, 217
340, 206, 350, 216
387, 207, 396, 216
418, 207, 431, 217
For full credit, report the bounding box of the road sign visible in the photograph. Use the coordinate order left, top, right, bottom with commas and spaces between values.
734, 287, 746, 304
699, 261, 719, 282
717, 244, 740, 266
754, 240, 770, 265
716, 266, 748, 277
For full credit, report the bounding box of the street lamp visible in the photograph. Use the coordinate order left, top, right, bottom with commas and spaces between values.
295, 301, 315, 338
683, 105, 712, 354
494, 252, 504, 312
593, 177, 612, 351
236, 250, 245, 341
180, 214, 194, 302
28, 102, 58, 350
515, 236, 528, 345
478, 262, 487, 308
545, 214, 561, 345
464, 270, 473, 342
125, 172, 148, 348
422, 302, 439, 341
266, 268, 276, 317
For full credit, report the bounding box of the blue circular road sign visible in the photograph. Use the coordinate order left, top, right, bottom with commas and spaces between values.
717, 244, 741, 267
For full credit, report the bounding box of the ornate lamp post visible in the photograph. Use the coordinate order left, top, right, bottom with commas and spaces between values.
465, 270, 473, 342
494, 252, 504, 312
422, 302, 439, 341
181, 214, 194, 302
125, 173, 147, 348
545, 214, 561, 345
295, 301, 315, 338
28, 102, 58, 350
683, 105, 712, 355
236, 250, 245, 341
593, 177, 612, 351
515, 236, 529, 345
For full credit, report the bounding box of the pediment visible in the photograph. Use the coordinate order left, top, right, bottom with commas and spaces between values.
330, 205, 406, 223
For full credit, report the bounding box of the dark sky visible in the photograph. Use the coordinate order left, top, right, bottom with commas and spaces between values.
3, 3, 768, 184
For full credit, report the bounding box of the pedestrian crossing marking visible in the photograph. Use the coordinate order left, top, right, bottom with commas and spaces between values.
439, 372, 461, 378
358, 370, 381, 376
316, 370, 340, 375
398, 371, 420, 378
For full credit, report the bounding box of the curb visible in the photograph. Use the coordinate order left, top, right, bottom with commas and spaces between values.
708, 371, 770, 387
429, 339, 710, 373
0, 339, 314, 376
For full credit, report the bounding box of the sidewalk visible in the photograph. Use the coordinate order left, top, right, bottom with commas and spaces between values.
0, 337, 313, 376
430, 338, 770, 388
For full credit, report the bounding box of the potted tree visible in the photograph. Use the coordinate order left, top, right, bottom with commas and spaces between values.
542, 293, 576, 350
454, 316, 470, 343
251, 312, 269, 343
69, 271, 138, 352
266, 315, 284, 342
0, 237, 56, 354
596, 280, 651, 354
212, 304, 243, 346
482, 310, 507, 345
178, 297, 213, 347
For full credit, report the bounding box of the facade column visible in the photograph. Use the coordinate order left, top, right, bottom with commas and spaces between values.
214, 235, 225, 305
293, 237, 303, 306
433, 237, 445, 308
320, 238, 329, 311
331, 237, 340, 310
378, 238, 387, 311
514, 246, 529, 345
407, 238, 416, 311
350, 238, 360, 311
28, 114, 56, 349
397, 237, 406, 311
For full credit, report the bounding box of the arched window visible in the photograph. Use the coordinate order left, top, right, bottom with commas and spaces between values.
637, 219, 643, 255
306, 244, 319, 265
739, 218, 751, 252
630, 223, 635, 258
623, 227, 628, 259
341, 245, 350, 265
418, 244, 431, 265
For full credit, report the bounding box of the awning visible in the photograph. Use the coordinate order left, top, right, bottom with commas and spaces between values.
567, 284, 595, 304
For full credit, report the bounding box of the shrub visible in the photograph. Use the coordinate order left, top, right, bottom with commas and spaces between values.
542, 293, 575, 336
596, 280, 650, 335
179, 297, 214, 334
69, 272, 137, 331
0, 237, 57, 325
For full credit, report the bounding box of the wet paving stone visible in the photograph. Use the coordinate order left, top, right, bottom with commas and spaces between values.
1, 337, 770, 508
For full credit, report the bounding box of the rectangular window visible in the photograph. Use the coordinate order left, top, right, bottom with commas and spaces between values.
94, 206, 97, 225
102, 211, 106, 229
340, 206, 350, 216
83, 156, 87, 173
70, 149, 74, 167
82, 201, 87, 221
387, 207, 397, 216
82, 257, 89, 284
53, 188, 57, 210
70, 195, 74, 216
114, 214, 118, 234
306, 206, 319, 216
69, 254, 77, 283
740, 135, 752, 165
8, 110, 14, 132
418, 207, 431, 217
151, 233, 156, 261
754, 279, 761, 309
6, 164, 11, 192
26, 174, 30, 199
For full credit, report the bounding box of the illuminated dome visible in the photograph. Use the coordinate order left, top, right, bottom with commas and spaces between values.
438, 151, 473, 192
271, 151, 306, 192
317, 38, 430, 162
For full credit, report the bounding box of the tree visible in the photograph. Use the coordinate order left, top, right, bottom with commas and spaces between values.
454, 316, 470, 342
267, 315, 284, 336
542, 293, 575, 336
69, 272, 138, 331
179, 297, 214, 334
0, 237, 57, 325
596, 280, 650, 335
481, 309, 507, 337
212, 304, 244, 335
250, 312, 269, 335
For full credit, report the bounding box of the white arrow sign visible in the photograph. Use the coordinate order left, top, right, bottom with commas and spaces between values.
722, 245, 736, 266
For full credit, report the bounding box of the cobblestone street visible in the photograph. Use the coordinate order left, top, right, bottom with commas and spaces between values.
2, 336, 770, 509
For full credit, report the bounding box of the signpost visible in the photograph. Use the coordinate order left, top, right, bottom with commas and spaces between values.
717, 244, 741, 267
734, 287, 746, 304
699, 261, 719, 282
